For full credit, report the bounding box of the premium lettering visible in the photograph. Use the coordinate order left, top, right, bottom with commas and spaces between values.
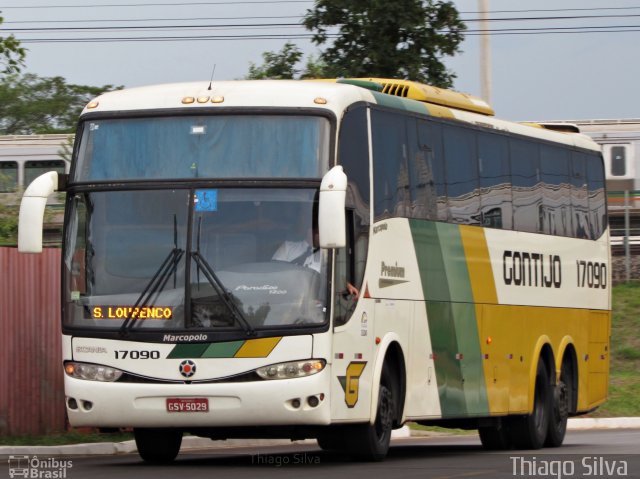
381, 261, 405, 278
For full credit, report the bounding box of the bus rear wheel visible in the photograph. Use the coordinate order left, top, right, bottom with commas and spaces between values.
545, 360, 571, 447
134, 428, 182, 464
479, 421, 511, 450
510, 359, 551, 450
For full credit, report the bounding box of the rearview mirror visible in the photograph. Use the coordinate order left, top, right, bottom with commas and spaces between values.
318, 166, 348, 249
18, 171, 63, 253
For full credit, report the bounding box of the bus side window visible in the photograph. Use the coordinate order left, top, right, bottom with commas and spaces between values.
371, 110, 411, 220
587, 153, 607, 239
540, 145, 571, 236
478, 133, 512, 230
571, 152, 590, 239
443, 125, 480, 225
510, 139, 541, 234
333, 208, 367, 327
413, 119, 446, 221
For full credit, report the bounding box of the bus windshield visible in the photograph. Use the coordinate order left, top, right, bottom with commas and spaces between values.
74, 115, 330, 181
63, 188, 328, 332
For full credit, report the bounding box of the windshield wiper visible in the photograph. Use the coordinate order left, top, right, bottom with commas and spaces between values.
191, 251, 255, 336
119, 247, 184, 335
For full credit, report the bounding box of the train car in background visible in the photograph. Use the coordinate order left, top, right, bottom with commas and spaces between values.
0, 134, 72, 198
544, 119, 640, 250
0, 134, 72, 245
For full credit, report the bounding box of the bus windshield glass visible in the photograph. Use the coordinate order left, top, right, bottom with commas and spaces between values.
63, 188, 328, 332
74, 115, 330, 181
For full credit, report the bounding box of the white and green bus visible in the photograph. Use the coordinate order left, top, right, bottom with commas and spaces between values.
19, 78, 610, 462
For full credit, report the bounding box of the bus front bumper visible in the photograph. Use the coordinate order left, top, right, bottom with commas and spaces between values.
65, 368, 331, 428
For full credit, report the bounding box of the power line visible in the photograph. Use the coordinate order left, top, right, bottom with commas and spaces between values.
17, 33, 328, 43
466, 24, 640, 33
3, 22, 304, 32
460, 6, 640, 14
463, 13, 640, 22
5, 14, 640, 33
4, 11, 640, 30
465, 28, 640, 36
15, 25, 640, 44
2, 15, 304, 24
0, 0, 313, 8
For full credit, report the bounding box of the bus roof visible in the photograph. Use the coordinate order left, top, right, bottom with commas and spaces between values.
81, 80, 600, 153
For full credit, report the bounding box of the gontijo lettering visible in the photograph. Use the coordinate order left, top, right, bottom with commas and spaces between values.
503, 250, 562, 288
91, 306, 173, 320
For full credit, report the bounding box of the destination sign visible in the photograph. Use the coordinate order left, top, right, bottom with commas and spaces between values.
91, 306, 173, 320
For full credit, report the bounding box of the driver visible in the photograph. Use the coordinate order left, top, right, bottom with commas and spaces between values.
272, 225, 321, 272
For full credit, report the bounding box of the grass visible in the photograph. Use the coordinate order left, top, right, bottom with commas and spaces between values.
408, 424, 475, 435
588, 281, 640, 417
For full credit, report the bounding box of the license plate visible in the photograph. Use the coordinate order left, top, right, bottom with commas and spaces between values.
166, 398, 209, 412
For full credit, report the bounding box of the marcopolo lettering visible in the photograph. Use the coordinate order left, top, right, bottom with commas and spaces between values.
503, 250, 562, 288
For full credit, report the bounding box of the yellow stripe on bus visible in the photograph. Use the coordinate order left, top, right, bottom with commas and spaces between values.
475, 304, 610, 415
459, 225, 498, 304
234, 337, 282, 358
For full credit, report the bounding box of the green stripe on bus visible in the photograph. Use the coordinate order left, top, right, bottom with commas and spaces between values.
410, 220, 451, 302
202, 341, 245, 358
435, 222, 474, 303
167, 343, 210, 359
371, 91, 429, 115
410, 220, 489, 417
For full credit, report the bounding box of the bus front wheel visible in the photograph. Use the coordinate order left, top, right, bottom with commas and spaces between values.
134, 428, 183, 464
348, 367, 395, 461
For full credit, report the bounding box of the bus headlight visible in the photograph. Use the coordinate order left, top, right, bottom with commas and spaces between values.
64, 361, 123, 382
256, 359, 325, 380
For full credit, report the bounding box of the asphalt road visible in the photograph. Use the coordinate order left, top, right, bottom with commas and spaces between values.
5, 429, 640, 479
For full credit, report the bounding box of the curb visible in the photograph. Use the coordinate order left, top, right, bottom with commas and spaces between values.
1, 419, 637, 456
567, 417, 640, 430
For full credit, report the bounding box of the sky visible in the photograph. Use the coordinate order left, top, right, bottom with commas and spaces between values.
0, 0, 639, 121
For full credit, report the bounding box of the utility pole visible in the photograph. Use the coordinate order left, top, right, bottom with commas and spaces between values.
479, 0, 492, 105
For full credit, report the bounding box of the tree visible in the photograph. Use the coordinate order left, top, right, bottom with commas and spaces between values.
0, 12, 26, 75
247, 42, 304, 79
301, 55, 329, 79
302, 0, 466, 88
0, 73, 121, 134
246, 42, 329, 80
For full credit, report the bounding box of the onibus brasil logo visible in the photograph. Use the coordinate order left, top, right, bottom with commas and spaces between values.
8, 455, 72, 478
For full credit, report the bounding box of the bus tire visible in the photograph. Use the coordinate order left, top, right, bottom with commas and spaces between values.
134, 428, 182, 464
478, 421, 511, 450
316, 427, 348, 451
349, 366, 395, 461
510, 359, 551, 450
545, 360, 571, 447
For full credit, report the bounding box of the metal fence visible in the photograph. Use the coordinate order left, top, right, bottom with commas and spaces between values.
608, 191, 640, 284
0, 247, 65, 436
